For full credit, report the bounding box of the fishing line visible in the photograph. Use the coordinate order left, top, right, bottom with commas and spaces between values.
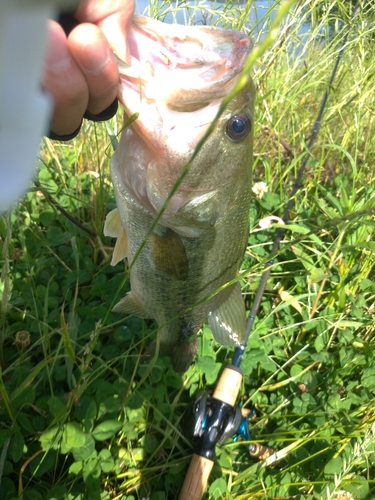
234, 0, 360, 365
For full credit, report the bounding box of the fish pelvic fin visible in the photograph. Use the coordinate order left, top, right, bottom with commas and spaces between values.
208, 282, 246, 346
151, 229, 188, 280
104, 208, 128, 265
112, 291, 150, 318
145, 339, 198, 374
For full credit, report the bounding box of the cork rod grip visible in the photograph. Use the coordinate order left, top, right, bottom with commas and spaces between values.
213, 366, 242, 406
179, 454, 214, 500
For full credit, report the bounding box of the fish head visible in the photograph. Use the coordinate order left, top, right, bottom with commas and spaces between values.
114, 16, 255, 232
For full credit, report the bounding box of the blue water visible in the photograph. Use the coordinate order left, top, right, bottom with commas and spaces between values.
135, 0, 279, 35
134, 0, 311, 54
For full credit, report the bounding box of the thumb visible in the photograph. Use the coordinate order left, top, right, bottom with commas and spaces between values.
75, 0, 135, 62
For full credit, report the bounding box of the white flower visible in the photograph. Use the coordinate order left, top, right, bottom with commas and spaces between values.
335, 491, 354, 500
258, 215, 285, 229
252, 181, 268, 199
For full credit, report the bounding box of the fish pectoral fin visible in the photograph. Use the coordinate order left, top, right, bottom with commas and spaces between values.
151, 229, 189, 280
167, 191, 219, 237
112, 291, 150, 318
180, 191, 219, 222
104, 208, 129, 265
104, 208, 122, 238
111, 227, 128, 265
208, 282, 246, 346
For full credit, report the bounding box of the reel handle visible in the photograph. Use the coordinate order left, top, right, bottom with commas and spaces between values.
179, 365, 242, 500
249, 442, 276, 460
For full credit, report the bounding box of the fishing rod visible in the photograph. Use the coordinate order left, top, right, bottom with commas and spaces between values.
179, 3, 359, 499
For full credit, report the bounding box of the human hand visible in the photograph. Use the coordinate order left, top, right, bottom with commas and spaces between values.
44, 0, 134, 140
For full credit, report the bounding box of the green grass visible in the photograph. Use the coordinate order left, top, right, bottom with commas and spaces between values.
1, 1, 375, 499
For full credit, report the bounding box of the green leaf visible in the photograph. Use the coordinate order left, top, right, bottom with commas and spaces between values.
292, 245, 315, 272
151, 493, 165, 500
0, 477, 16, 499
84, 400, 97, 434
46, 226, 70, 246
218, 450, 232, 468
16, 412, 34, 433
344, 476, 369, 499
197, 356, 221, 384
38, 210, 56, 226
0, 429, 13, 448
24, 488, 43, 500
10, 358, 50, 405
361, 369, 375, 391
83, 457, 101, 483
62, 422, 86, 449
72, 434, 96, 461
324, 456, 342, 475
98, 449, 115, 473
282, 223, 311, 234
2, 460, 13, 476
131, 447, 144, 462
29, 450, 56, 477
360, 278, 372, 291
10, 429, 24, 463
314, 335, 325, 352
39, 426, 62, 451
209, 477, 227, 499
69, 460, 83, 475
46, 485, 67, 500
92, 420, 122, 441
241, 348, 268, 375
308, 268, 327, 284
338, 320, 364, 328
10, 385, 36, 410
48, 396, 65, 418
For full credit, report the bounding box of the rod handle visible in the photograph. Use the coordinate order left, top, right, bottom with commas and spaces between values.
212, 365, 242, 406
179, 454, 214, 500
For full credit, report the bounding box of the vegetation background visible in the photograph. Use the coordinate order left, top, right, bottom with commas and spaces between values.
1, 0, 375, 498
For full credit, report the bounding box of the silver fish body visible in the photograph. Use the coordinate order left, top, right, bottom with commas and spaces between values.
104, 16, 255, 372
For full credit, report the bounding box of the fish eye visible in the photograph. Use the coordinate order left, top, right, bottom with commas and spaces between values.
226, 114, 251, 142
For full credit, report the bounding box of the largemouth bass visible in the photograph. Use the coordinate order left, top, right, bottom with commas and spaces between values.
104, 16, 254, 373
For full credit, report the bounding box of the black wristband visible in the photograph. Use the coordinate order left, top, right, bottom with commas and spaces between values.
47, 123, 82, 141
83, 99, 118, 122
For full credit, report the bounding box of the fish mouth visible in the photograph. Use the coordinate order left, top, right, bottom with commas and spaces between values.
117, 15, 252, 116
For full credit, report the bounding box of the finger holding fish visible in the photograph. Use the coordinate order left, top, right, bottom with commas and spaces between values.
44, 0, 134, 138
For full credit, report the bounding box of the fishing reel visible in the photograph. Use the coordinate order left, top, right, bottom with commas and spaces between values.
185, 391, 243, 448
184, 391, 275, 461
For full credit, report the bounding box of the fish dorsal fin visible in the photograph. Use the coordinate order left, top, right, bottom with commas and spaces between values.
112, 291, 150, 318
208, 282, 246, 346
103, 208, 128, 265
151, 229, 188, 280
